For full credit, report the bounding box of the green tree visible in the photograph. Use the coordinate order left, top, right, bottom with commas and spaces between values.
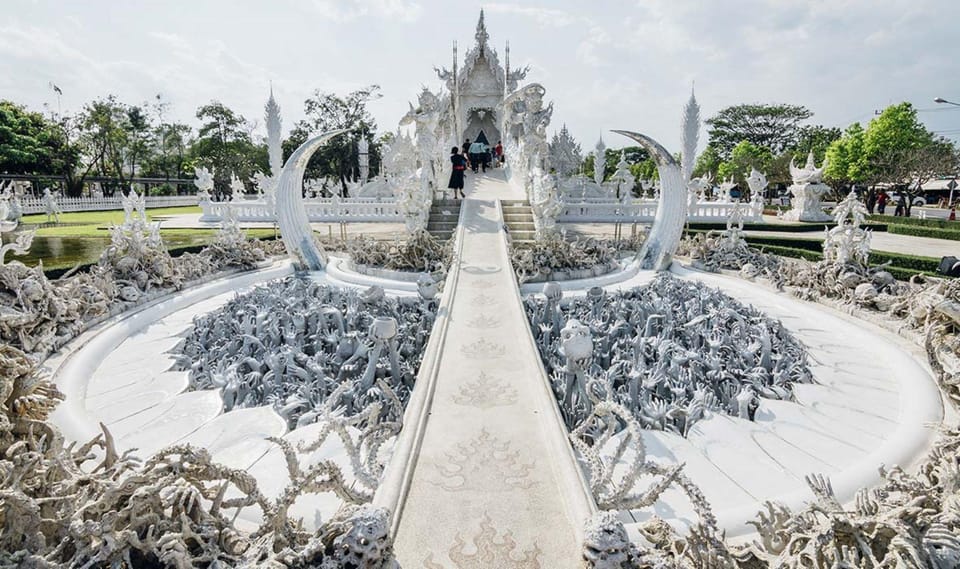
76, 96, 149, 194
692, 144, 722, 180
717, 141, 774, 186
284, 85, 381, 196
582, 146, 648, 182
190, 101, 266, 196
705, 103, 813, 159
792, 125, 841, 163
0, 101, 74, 176
824, 123, 867, 186
826, 103, 958, 215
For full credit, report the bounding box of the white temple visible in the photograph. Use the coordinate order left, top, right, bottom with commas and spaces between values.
435, 9, 528, 147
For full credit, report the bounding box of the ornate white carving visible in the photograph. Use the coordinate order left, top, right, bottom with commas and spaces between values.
194, 166, 214, 203
275, 129, 346, 270
717, 176, 736, 203
593, 136, 607, 187
609, 151, 636, 201
680, 87, 700, 183
824, 190, 872, 265
613, 130, 687, 271
529, 167, 563, 239
548, 124, 582, 178
42, 187, 61, 223
783, 152, 832, 222
746, 167, 768, 201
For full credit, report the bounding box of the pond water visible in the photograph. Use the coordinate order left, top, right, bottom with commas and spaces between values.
1, 231, 215, 272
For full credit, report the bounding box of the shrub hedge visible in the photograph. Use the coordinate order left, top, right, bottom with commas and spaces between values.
886, 224, 960, 242
867, 214, 960, 230
688, 222, 887, 233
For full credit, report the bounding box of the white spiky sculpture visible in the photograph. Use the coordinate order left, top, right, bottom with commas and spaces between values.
680, 86, 700, 183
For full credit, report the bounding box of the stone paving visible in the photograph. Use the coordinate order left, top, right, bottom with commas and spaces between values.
391, 170, 593, 568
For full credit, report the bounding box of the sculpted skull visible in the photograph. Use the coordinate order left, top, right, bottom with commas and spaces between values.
369, 317, 398, 341
119, 285, 141, 302
855, 282, 878, 304
543, 281, 562, 302
561, 319, 593, 363
740, 263, 759, 279
417, 273, 438, 300
331, 505, 394, 568
361, 285, 386, 305
582, 512, 636, 568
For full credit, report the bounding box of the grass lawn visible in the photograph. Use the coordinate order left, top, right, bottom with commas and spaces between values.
5, 206, 279, 271
21, 206, 203, 237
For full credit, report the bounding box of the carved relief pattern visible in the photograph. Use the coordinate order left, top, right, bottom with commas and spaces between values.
422, 515, 542, 568
452, 371, 516, 408
465, 314, 501, 329
460, 338, 506, 359
469, 293, 498, 307
430, 429, 535, 492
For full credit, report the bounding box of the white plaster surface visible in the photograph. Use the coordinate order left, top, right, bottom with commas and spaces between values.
591, 265, 944, 537
43, 174, 947, 554
47, 258, 439, 532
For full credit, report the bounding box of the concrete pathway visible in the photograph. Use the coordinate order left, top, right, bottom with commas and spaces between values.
392, 170, 593, 568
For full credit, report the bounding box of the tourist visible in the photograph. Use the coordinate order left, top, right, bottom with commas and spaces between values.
894, 194, 906, 217
495, 141, 504, 167
448, 147, 467, 199
462, 138, 471, 170
865, 188, 877, 214
877, 190, 888, 214
468, 139, 485, 173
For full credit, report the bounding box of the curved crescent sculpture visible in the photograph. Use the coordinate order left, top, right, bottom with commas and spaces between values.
275, 129, 347, 270
612, 130, 687, 271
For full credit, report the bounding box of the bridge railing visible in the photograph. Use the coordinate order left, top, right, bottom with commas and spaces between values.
200, 198, 403, 223
21, 195, 197, 214
558, 198, 764, 223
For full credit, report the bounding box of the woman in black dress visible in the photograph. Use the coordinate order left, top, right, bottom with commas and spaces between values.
448, 147, 467, 199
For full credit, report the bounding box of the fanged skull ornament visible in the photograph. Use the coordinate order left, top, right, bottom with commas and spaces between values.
582, 511, 639, 568
560, 319, 593, 363
330, 505, 396, 569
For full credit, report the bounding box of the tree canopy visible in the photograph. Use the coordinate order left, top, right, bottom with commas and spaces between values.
705, 103, 813, 159
189, 101, 266, 195
283, 85, 382, 195
0, 101, 73, 176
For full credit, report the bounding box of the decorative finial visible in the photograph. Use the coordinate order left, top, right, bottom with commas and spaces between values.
475, 9, 489, 48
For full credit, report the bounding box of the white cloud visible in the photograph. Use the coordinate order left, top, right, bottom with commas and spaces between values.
309, 0, 422, 23
484, 4, 578, 27
2, 0, 959, 151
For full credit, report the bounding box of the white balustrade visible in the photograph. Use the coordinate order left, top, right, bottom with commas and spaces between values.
21, 195, 197, 214
558, 198, 764, 223
200, 197, 403, 223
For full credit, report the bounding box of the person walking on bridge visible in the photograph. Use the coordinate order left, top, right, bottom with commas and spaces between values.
468, 139, 485, 173
448, 147, 467, 199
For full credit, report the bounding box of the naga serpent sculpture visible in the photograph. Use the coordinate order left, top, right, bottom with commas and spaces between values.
275, 128, 348, 270
612, 130, 687, 271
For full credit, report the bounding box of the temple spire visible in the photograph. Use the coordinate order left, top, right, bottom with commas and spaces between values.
265, 87, 282, 177
475, 9, 489, 50
504, 40, 510, 95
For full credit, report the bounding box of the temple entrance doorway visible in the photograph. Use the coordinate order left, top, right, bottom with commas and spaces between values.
463, 108, 500, 147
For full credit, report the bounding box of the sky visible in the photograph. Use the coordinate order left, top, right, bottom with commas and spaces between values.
2, 0, 959, 153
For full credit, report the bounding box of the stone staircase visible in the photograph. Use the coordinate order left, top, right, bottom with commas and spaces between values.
501, 199, 535, 243
427, 199, 461, 241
